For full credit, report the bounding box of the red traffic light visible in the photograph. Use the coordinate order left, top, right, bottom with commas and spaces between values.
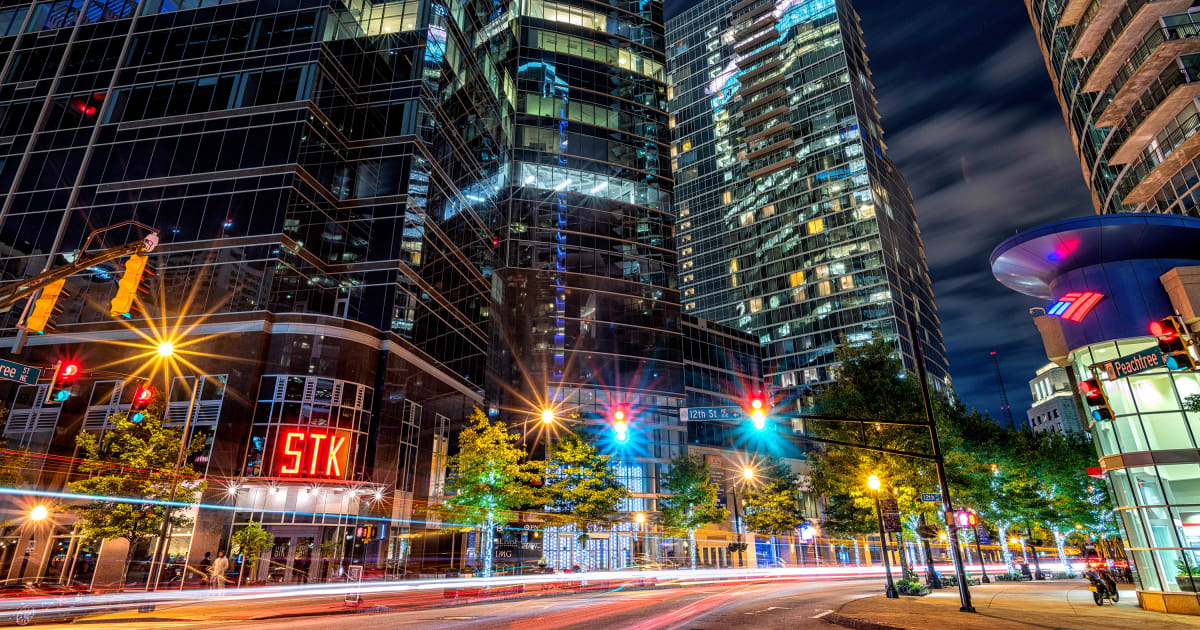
1079, 379, 1102, 401
134, 386, 153, 405
60, 362, 79, 378
1151, 320, 1177, 340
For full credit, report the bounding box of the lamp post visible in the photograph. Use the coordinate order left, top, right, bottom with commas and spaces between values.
635, 512, 646, 566
868, 475, 898, 599
149, 363, 202, 591
729, 466, 754, 568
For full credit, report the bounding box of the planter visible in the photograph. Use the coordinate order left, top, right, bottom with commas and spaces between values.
1177, 575, 1200, 592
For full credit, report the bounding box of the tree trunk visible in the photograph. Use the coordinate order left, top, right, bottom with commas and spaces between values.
896, 530, 911, 579
1053, 527, 1071, 577
688, 528, 697, 570
482, 512, 496, 578
997, 523, 1014, 571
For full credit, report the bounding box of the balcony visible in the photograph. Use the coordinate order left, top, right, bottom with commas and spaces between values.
1081, 0, 1193, 93
1118, 112, 1200, 204
1059, 0, 1094, 26
1087, 19, 1200, 123
1070, 0, 1124, 59
1105, 67, 1200, 163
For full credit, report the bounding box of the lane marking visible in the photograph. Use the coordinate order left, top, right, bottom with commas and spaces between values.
812, 609, 834, 618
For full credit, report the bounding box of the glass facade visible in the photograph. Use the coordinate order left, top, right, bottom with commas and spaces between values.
1071, 337, 1200, 594
485, 0, 685, 512
1025, 0, 1200, 216
667, 0, 948, 399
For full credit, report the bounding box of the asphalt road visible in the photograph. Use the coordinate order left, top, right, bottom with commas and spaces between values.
39, 577, 880, 630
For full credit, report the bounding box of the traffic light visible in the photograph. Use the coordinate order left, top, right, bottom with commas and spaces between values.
612, 408, 628, 443
109, 253, 149, 318
1079, 378, 1113, 422
45, 360, 80, 404
24, 279, 67, 334
1150, 316, 1195, 370
129, 384, 153, 422
747, 394, 767, 430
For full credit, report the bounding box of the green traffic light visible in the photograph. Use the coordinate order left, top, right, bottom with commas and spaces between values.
53, 389, 70, 402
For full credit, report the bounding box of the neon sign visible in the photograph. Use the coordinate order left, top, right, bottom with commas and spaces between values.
277, 430, 349, 479
1047, 291, 1103, 322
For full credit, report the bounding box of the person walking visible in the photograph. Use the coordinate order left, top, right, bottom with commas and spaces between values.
210, 550, 230, 591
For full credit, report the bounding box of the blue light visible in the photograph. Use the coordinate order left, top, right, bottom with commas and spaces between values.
1166, 356, 1181, 370
53, 389, 70, 402
131, 412, 144, 423
1091, 410, 1105, 422
1047, 301, 1070, 316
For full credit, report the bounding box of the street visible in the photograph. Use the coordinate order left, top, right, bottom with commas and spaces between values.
34, 576, 879, 630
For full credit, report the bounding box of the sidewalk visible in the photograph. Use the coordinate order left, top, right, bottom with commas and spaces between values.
827, 580, 1200, 630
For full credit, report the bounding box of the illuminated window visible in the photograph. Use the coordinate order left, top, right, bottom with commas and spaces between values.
682, 140, 692, 152
839, 275, 854, 290
816, 265, 830, 279
807, 218, 824, 234
722, 191, 732, 204
789, 271, 805, 287
749, 298, 763, 313
818, 281, 832, 296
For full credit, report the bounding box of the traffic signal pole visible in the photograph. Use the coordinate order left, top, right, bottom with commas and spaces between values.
908, 316, 974, 613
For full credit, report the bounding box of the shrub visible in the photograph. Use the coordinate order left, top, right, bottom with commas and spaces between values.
994, 570, 1026, 581
895, 579, 930, 596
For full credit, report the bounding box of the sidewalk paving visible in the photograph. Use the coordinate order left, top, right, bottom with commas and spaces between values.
828, 580, 1200, 630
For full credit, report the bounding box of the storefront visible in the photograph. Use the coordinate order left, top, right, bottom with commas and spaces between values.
992, 214, 1200, 614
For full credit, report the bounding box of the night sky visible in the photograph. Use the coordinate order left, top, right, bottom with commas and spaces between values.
663, 0, 1096, 422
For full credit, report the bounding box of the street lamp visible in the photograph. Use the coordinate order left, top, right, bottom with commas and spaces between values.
729, 466, 756, 568
742, 467, 754, 481
156, 341, 175, 358
867, 474, 899, 599
29, 505, 48, 522
635, 512, 646, 566
541, 408, 554, 424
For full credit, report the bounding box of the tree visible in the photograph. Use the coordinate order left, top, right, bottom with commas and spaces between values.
742, 457, 806, 539
544, 433, 628, 569
659, 454, 728, 569
68, 402, 206, 588
438, 408, 543, 577
231, 521, 270, 584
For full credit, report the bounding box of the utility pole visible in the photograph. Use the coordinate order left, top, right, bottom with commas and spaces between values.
990, 351, 1014, 427
910, 316, 975, 613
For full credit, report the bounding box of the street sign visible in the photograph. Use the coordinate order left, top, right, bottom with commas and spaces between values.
1096, 347, 1167, 380
679, 406, 742, 422
0, 358, 40, 385
880, 498, 902, 533
920, 493, 941, 503
976, 524, 990, 545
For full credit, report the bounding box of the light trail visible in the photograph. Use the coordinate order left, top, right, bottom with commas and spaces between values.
0, 564, 1021, 622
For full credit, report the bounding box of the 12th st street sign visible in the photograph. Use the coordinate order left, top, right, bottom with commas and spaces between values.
679, 407, 742, 422
0, 358, 40, 385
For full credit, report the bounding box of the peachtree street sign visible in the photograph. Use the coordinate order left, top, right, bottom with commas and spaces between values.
0, 358, 40, 385
1099, 347, 1166, 379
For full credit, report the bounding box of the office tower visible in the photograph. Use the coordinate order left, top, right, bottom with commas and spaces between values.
1024, 1, 1200, 216
667, 0, 949, 400
486, 0, 685, 562
0, 0, 497, 585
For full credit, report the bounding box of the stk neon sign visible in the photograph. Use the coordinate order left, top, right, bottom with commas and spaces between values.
278, 430, 349, 478
1047, 291, 1103, 322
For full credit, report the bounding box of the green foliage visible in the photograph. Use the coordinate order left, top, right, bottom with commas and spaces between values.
438, 408, 543, 529
742, 456, 806, 536
1178, 558, 1199, 578
67, 402, 206, 546
544, 433, 628, 542
232, 521, 271, 578
659, 454, 728, 534
895, 579, 929, 596
1185, 393, 1200, 413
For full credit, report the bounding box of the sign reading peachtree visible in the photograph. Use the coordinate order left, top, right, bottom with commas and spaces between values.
0, 359, 40, 385
1098, 347, 1167, 379
880, 497, 902, 533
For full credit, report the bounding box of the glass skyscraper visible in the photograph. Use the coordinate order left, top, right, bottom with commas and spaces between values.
484, 0, 685, 552
1024, 1, 1200, 216
667, 0, 948, 401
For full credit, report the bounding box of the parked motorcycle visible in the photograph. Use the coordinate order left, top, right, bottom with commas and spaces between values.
1085, 568, 1119, 606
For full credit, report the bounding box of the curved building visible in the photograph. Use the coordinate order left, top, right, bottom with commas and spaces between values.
1025, 1, 1200, 216
992, 213, 1200, 614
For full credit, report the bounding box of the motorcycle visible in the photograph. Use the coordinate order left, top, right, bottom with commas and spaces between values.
1085, 569, 1119, 606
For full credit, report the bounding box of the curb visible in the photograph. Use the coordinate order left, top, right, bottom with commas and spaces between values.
823, 612, 908, 630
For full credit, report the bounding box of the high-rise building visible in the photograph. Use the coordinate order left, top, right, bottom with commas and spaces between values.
1023, 1, 1200, 216
0, 0, 499, 586
666, 0, 949, 400
1025, 362, 1086, 434
485, 0, 685, 561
